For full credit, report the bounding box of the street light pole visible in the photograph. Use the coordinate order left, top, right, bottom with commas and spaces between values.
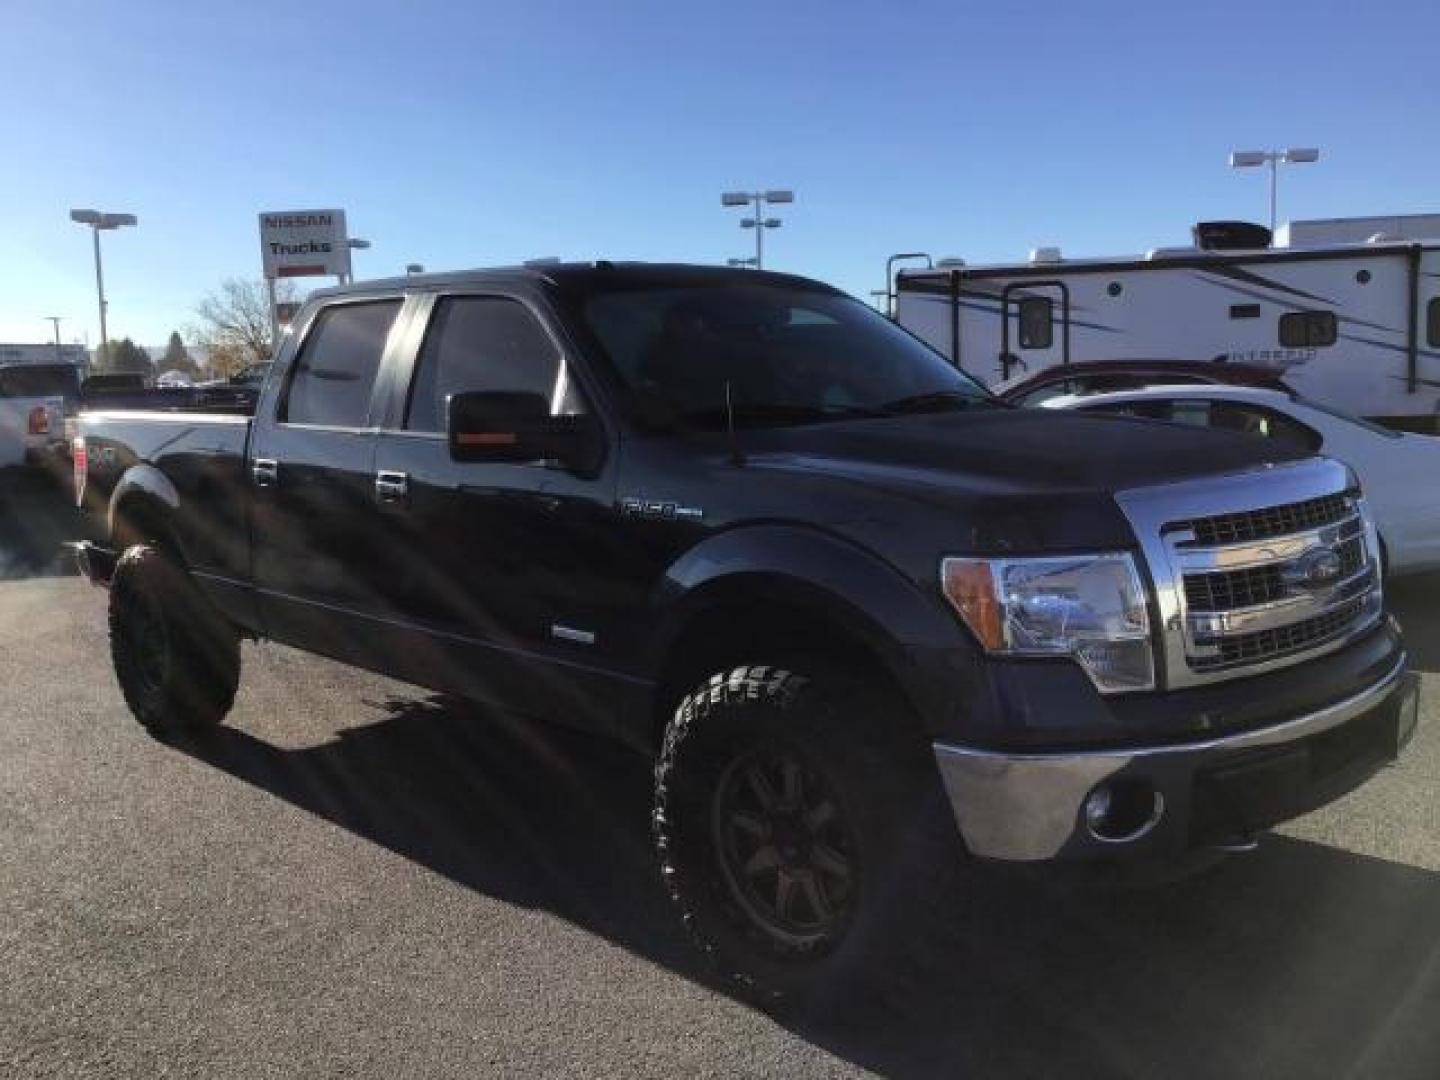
91, 227, 108, 366
1228, 148, 1320, 233
45, 316, 64, 364
70, 209, 137, 371
721, 189, 794, 269
344, 237, 372, 285
1269, 156, 1278, 236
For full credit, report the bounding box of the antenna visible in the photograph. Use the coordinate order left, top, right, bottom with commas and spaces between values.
724, 380, 745, 466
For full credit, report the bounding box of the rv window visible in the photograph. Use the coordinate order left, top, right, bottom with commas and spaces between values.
1427, 298, 1440, 347
1278, 310, 1337, 348
1017, 297, 1053, 349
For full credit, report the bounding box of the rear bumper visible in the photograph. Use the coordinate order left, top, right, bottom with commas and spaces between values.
68, 541, 117, 587
933, 651, 1418, 862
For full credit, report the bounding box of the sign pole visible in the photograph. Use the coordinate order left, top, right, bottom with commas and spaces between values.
266, 276, 279, 357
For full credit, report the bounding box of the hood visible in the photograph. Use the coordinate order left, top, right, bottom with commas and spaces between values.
732, 409, 1312, 554
741, 408, 1305, 496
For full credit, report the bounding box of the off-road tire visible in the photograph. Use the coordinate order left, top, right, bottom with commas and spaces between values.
653, 661, 971, 1010
109, 543, 240, 736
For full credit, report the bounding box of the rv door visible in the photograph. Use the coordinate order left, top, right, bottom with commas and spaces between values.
1000, 281, 1070, 382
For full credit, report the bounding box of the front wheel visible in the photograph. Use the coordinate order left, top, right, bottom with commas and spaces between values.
109, 544, 241, 736
653, 662, 971, 1008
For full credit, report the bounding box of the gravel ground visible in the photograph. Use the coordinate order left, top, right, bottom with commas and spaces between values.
2, 484, 1440, 1078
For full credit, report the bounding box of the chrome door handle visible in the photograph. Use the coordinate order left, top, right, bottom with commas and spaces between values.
252, 458, 278, 487
375, 470, 409, 504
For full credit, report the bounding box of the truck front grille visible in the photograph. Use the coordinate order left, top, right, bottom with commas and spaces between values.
1178, 492, 1350, 547
1183, 532, 1366, 613
1116, 460, 1384, 690
1189, 592, 1373, 672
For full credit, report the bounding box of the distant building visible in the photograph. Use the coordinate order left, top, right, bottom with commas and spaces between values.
0, 343, 91, 372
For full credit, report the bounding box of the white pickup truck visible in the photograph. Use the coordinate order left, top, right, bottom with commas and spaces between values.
0, 362, 79, 485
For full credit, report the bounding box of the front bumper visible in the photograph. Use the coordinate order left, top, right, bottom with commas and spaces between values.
933, 651, 1419, 862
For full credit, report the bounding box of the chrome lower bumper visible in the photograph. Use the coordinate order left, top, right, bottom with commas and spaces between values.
933, 653, 1415, 862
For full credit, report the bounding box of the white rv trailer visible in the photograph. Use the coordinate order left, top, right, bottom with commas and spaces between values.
893, 214, 1440, 430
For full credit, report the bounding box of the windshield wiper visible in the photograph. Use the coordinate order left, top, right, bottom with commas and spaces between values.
878, 390, 1006, 415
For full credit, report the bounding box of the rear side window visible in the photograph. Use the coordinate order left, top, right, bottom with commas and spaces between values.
1091, 398, 1321, 454
405, 296, 566, 433
1428, 297, 1440, 347
1206, 401, 1322, 453
282, 300, 401, 427
1278, 310, 1337, 348
1013, 380, 1072, 407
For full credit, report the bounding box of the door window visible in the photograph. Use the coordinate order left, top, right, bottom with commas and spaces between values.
405, 296, 579, 432
281, 300, 402, 427
1017, 296, 1054, 349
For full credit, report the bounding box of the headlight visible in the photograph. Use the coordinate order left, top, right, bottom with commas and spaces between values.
941, 553, 1154, 693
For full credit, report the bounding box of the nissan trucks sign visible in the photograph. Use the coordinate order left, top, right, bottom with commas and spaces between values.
259, 209, 349, 278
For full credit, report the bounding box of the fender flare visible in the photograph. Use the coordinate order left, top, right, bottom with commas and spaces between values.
644, 524, 973, 717
108, 464, 181, 548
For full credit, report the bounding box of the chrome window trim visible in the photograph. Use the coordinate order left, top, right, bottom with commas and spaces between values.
1115, 458, 1382, 690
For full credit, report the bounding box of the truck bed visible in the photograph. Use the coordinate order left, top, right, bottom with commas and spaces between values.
76, 409, 253, 586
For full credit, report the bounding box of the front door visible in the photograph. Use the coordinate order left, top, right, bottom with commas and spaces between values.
369, 292, 629, 733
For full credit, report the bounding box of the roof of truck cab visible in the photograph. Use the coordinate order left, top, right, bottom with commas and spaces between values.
311, 262, 842, 298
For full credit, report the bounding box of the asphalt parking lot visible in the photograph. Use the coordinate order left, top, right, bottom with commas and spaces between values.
3, 483, 1440, 1078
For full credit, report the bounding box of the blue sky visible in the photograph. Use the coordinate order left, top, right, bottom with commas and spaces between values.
2, 0, 1437, 348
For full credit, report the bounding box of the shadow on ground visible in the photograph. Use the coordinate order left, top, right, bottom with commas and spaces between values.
179, 693, 1440, 1078
0, 478, 78, 580
1391, 575, 1440, 673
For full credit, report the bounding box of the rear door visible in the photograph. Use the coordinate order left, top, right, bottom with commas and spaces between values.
248, 295, 409, 668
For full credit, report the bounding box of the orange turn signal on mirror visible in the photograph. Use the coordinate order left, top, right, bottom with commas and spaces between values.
941, 558, 1005, 650
456, 431, 518, 446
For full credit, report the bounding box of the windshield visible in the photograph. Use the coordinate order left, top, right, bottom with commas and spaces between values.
578, 283, 995, 429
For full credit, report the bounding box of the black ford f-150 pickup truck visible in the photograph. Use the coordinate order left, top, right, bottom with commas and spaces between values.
72, 263, 1418, 1002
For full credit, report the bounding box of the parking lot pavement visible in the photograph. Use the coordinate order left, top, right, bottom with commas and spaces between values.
3, 548, 1440, 1075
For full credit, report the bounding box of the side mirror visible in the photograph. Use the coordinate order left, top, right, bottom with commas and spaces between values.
447, 390, 604, 475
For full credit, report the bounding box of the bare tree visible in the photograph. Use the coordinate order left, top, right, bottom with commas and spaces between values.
190, 278, 297, 378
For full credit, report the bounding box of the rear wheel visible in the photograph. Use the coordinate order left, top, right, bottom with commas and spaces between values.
109, 544, 240, 736
653, 662, 971, 1007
